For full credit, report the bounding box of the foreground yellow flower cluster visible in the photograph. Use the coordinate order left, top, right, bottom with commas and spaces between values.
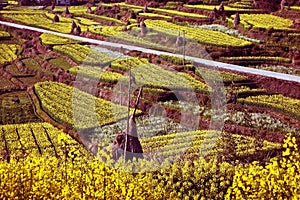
1, 121, 299, 199
226, 133, 300, 199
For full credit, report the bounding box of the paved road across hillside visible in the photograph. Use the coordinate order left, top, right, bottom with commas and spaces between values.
1, 20, 300, 83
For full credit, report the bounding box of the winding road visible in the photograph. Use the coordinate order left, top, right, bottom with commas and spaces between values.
1, 20, 300, 83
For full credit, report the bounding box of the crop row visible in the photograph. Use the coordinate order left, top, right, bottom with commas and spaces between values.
230, 86, 266, 96
132, 62, 209, 93
70, 57, 209, 93
289, 6, 300, 11
68, 65, 123, 84
184, 4, 255, 12
89, 26, 174, 52
115, 2, 207, 19
110, 57, 149, 71
84, 13, 125, 25
228, 1, 254, 9
195, 67, 249, 83
89, 26, 123, 37
1, 14, 72, 33
158, 54, 193, 66
220, 56, 291, 63
238, 94, 300, 119
141, 130, 281, 160
40, 33, 81, 46
75, 17, 99, 26
160, 100, 297, 133
193, 24, 261, 43
0, 31, 10, 39
112, 30, 174, 51
92, 115, 189, 144
0, 44, 20, 64
0, 122, 88, 159
138, 12, 172, 20
251, 64, 300, 76
232, 14, 294, 30
53, 44, 115, 65
0, 8, 46, 14
53, 6, 96, 14
34, 81, 140, 129
144, 20, 252, 47
150, 7, 207, 19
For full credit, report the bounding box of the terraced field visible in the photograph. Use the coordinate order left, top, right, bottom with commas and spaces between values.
0, 1, 300, 199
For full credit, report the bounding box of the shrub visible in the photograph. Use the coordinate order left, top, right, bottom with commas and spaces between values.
65, 6, 70, 14
53, 14, 59, 22
75, 25, 81, 35
234, 12, 240, 28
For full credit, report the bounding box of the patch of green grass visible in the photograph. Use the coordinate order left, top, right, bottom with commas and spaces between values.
0, 91, 41, 124
48, 58, 73, 70
22, 58, 55, 75
0, 76, 17, 90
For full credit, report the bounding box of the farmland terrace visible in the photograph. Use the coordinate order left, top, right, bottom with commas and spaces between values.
0, 0, 300, 199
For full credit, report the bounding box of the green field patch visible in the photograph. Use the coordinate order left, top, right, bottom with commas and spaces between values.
183, 4, 256, 12
110, 58, 210, 93
53, 6, 96, 14
0, 91, 41, 124
138, 12, 172, 20
75, 17, 100, 26
195, 67, 250, 83
117, 2, 207, 19
48, 57, 73, 70
144, 20, 252, 47
89, 26, 123, 37
17, 76, 43, 86
84, 13, 125, 25
4, 64, 30, 77
151, 7, 207, 19
228, 1, 254, 9
53, 44, 115, 66
0, 76, 17, 90
34, 81, 141, 129
0, 8, 46, 14
22, 58, 55, 76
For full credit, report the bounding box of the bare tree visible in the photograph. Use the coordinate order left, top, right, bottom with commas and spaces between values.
281, 0, 287, 11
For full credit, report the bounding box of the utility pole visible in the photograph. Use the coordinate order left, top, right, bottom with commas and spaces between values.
124, 69, 131, 161
182, 30, 186, 69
